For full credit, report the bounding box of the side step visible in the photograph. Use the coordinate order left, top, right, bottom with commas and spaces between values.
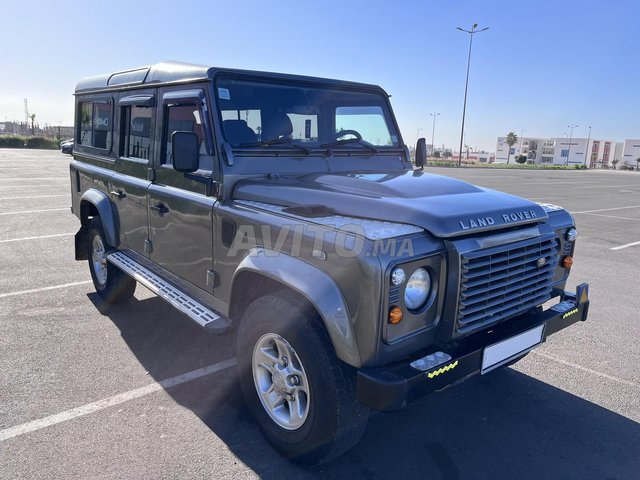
107, 251, 231, 334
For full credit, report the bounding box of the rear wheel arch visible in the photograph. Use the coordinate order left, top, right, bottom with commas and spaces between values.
78, 189, 119, 248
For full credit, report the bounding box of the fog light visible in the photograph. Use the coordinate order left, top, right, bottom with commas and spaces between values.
562, 256, 574, 269
389, 306, 403, 324
566, 228, 577, 242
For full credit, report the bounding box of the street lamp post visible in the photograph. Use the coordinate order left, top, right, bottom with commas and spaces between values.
430, 112, 440, 158
456, 23, 489, 167
566, 124, 579, 166
416, 127, 423, 145
584, 125, 591, 167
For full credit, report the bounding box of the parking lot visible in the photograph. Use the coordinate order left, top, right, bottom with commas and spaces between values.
1, 149, 639, 479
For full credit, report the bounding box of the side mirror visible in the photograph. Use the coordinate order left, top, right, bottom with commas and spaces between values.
415, 137, 427, 169
172, 131, 199, 173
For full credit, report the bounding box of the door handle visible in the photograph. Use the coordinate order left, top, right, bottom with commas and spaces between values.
150, 202, 169, 215
109, 190, 126, 199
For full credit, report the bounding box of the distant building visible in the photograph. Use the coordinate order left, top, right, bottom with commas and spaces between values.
619, 139, 640, 168
495, 135, 629, 168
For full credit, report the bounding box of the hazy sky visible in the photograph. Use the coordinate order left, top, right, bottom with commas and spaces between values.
1, 0, 637, 151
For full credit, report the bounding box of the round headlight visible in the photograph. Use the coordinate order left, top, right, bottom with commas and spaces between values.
566, 228, 577, 242
391, 268, 406, 286
404, 267, 431, 310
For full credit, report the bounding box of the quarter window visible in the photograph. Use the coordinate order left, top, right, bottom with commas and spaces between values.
121, 106, 153, 160
77, 100, 113, 150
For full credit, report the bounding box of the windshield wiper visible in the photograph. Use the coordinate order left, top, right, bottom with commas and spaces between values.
238, 137, 311, 154
319, 137, 379, 154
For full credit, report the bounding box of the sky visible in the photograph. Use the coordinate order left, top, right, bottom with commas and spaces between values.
1, 0, 638, 152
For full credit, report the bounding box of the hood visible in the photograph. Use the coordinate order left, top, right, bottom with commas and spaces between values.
233, 170, 548, 238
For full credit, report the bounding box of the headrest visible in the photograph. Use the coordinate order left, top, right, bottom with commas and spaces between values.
223, 119, 256, 145
261, 112, 293, 142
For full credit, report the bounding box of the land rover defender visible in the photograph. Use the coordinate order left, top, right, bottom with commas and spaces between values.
70, 61, 589, 465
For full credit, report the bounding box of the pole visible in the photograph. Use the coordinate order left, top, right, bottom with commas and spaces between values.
430, 112, 440, 159
456, 24, 489, 167
566, 124, 578, 166
584, 126, 591, 167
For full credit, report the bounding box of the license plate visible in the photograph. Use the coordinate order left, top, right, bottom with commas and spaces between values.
481, 324, 545, 374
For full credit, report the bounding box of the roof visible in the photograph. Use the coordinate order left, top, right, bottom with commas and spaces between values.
74, 61, 383, 94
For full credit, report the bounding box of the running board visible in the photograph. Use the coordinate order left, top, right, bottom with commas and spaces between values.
107, 251, 231, 334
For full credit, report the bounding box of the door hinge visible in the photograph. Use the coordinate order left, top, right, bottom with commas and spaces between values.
144, 238, 153, 254
206, 270, 219, 288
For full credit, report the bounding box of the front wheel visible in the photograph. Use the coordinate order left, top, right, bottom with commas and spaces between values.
87, 217, 136, 304
237, 292, 369, 465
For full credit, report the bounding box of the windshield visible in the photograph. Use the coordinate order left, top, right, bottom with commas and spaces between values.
216, 78, 400, 149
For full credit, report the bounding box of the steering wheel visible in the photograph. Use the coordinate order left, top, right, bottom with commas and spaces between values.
333, 129, 362, 141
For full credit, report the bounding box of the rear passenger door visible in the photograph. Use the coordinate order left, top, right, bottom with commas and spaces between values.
109, 93, 155, 255
148, 88, 217, 293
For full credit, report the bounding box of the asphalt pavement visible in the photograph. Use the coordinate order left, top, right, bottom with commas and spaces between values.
1, 150, 639, 480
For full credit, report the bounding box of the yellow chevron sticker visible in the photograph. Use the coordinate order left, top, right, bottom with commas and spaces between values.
427, 360, 458, 379
562, 307, 579, 319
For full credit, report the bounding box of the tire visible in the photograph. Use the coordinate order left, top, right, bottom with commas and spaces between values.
236, 291, 369, 465
87, 217, 136, 304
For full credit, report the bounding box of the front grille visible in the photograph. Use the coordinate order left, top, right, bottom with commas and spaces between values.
457, 234, 558, 333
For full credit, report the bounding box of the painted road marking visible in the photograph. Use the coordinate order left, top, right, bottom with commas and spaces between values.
0, 233, 74, 243
572, 205, 640, 214
610, 241, 640, 251
579, 212, 640, 222
531, 351, 640, 390
0, 208, 68, 216
0, 184, 67, 189
0, 281, 92, 299
0, 194, 68, 201
0, 177, 66, 181
573, 184, 640, 189
0, 358, 237, 442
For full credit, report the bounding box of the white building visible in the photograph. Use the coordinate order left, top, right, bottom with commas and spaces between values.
495, 135, 627, 167
495, 136, 553, 164
619, 139, 640, 168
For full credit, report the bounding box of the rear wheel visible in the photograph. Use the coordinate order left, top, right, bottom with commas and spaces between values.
87, 218, 136, 303
237, 291, 369, 465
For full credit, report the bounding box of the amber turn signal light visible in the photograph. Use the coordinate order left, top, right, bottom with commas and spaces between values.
562, 256, 573, 269
389, 306, 403, 324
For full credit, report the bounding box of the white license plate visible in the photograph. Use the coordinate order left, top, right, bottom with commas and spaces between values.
481, 324, 545, 374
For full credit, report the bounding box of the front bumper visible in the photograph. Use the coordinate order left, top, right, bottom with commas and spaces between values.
357, 283, 590, 411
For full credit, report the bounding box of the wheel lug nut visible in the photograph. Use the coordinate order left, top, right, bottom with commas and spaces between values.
290, 375, 299, 385
281, 356, 288, 367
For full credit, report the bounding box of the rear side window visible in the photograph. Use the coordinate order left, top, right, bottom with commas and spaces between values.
77, 100, 113, 150
121, 106, 153, 160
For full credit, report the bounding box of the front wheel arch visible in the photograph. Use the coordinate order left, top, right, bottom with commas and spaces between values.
230, 248, 361, 368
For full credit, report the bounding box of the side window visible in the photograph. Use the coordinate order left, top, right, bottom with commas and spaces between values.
164, 104, 205, 165
77, 100, 113, 150
121, 106, 153, 160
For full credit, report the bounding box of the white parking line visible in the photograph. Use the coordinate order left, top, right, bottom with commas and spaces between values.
0, 233, 74, 243
610, 241, 640, 251
0, 184, 66, 189
0, 358, 237, 442
579, 212, 640, 222
573, 184, 640, 189
0, 177, 65, 181
532, 351, 640, 389
0, 208, 68, 216
572, 205, 640, 214
0, 281, 92, 299
0, 194, 68, 201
